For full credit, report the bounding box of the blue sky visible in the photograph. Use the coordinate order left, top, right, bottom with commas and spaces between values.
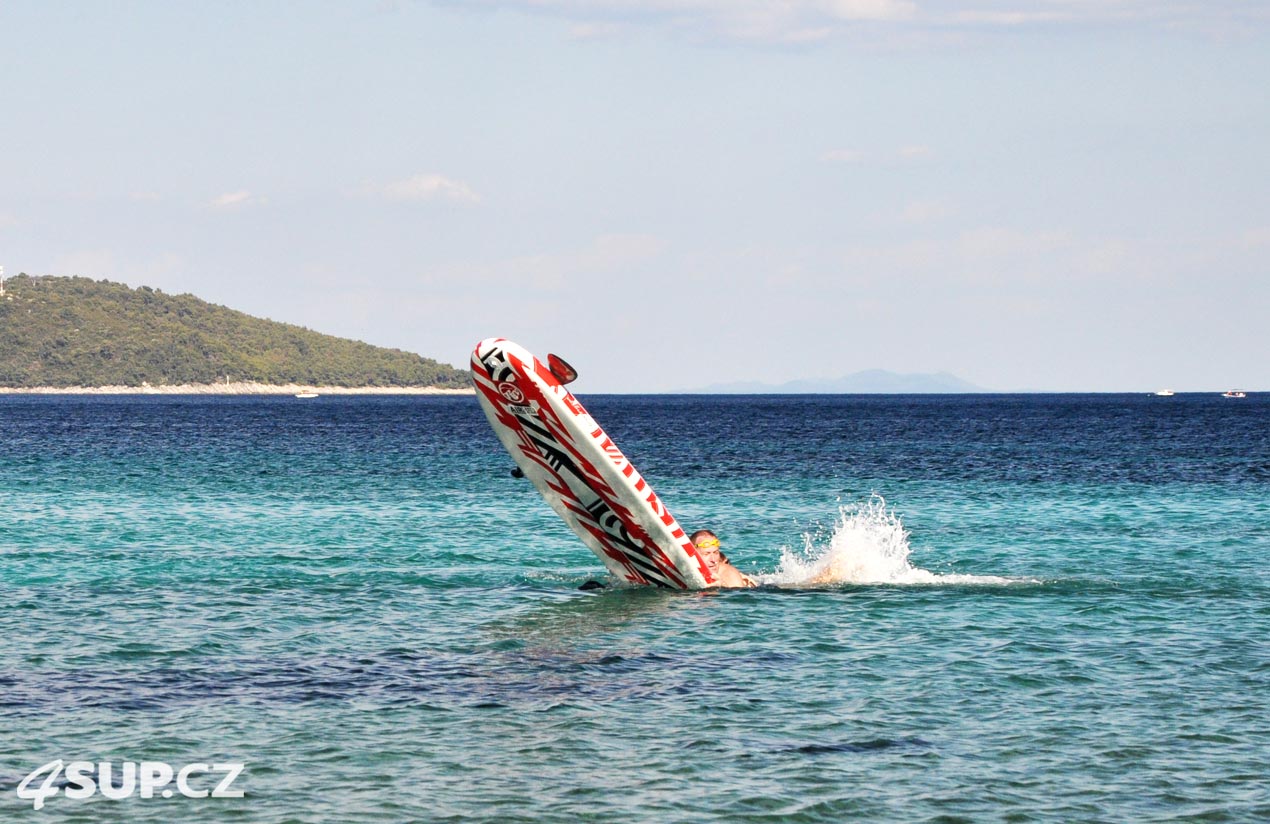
2, 1, 1267, 391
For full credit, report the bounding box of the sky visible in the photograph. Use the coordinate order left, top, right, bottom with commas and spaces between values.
1, 0, 1267, 392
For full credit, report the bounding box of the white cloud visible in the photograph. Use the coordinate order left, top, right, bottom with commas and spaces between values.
1072, 238, 1137, 278
422, 233, 665, 292
822, 148, 864, 163
511, 232, 666, 290
132, 252, 188, 284
456, 0, 914, 43
954, 226, 1070, 261
210, 190, 261, 209
689, 0, 918, 40
946, 10, 1071, 26
1242, 226, 1270, 248
40, 251, 189, 288
378, 173, 480, 204
567, 21, 626, 40
821, 144, 934, 164
834, 227, 1202, 296
822, 0, 917, 21
896, 144, 933, 159
838, 226, 1079, 289
51, 249, 117, 279
444, 1, 1267, 43
901, 198, 952, 222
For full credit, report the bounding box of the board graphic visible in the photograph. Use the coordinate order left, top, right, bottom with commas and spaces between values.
471, 338, 714, 589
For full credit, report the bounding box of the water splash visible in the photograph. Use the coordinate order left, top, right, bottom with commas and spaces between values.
761, 496, 1012, 586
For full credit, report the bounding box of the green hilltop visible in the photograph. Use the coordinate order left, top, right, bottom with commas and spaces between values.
0, 274, 470, 388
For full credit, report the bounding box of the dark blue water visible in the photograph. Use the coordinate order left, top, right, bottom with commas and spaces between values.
1, 393, 1267, 822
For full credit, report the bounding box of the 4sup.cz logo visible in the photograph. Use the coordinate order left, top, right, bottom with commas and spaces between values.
16, 760, 244, 810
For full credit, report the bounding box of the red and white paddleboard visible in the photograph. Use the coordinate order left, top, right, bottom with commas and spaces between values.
471, 338, 714, 589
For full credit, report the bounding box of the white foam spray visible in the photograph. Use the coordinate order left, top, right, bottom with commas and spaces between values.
759, 495, 1013, 587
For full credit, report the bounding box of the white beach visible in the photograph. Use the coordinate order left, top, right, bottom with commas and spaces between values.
0, 383, 474, 396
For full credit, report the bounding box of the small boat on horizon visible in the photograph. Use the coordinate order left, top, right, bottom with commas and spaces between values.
1222, 390, 1247, 398
295, 391, 319, 399
1154, 389, 1175, 397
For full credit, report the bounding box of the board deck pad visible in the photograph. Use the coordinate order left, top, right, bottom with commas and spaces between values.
472, 338, 714, 589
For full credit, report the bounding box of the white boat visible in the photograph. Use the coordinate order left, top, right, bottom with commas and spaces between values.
295, 391, 319, 399
1222, 390, 1246, 398
1154, 390, 1175, 397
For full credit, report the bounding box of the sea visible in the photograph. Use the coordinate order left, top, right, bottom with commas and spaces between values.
1, 393, 1266, 823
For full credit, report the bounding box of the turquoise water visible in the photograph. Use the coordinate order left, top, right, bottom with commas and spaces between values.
1, 394, 1267, 822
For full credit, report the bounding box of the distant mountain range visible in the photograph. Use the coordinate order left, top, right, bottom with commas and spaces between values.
0, 274, 469, 388
690, 369, 988, 394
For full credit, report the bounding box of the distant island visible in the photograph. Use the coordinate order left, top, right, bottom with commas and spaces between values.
0, 274, 471, 392
691, 369, 988, 394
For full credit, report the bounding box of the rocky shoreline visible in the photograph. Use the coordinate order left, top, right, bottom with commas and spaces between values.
0, 383, 474, 396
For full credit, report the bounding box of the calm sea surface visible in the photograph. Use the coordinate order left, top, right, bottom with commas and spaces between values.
1, 394, 1267, 822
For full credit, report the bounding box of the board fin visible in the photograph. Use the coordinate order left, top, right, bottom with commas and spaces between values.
547, 353, 578, 385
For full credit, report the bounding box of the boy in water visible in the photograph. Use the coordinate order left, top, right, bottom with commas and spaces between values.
691, 529, 757, 588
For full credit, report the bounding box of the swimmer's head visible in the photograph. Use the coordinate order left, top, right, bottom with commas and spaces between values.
691, 529, 725, 571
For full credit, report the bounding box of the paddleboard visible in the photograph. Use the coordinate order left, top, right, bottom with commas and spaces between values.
471, 337, 714, 589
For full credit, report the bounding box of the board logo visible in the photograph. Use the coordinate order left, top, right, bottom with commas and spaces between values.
497, 382, 526, 404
